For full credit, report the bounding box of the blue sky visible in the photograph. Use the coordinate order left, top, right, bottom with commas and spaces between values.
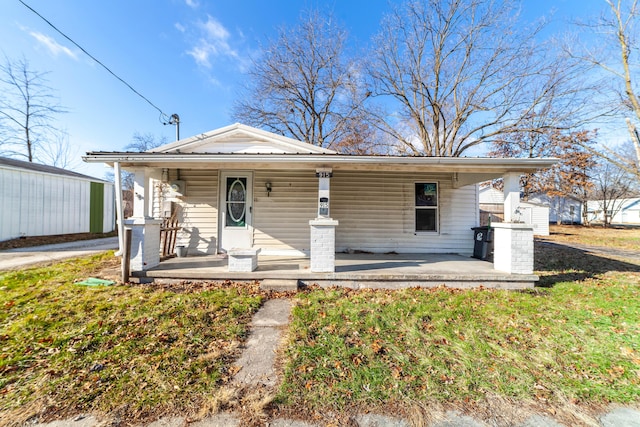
1, 0, 607, 179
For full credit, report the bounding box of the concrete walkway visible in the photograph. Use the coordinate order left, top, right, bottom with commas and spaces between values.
232, 298, 291, 387
0, 237, 118, 270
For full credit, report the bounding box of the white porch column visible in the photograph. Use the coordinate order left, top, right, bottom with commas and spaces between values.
113, 162, 125, 256
128, 167, 161, 271
493, 173, 534, 275
503, 172, 521, 222
492, 222, 534, 274
132, 168, 151, 218
310, 168, 338, 272
124, 218, 163, 271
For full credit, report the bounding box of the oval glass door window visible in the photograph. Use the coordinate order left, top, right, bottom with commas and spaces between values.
226, 178, 246, 227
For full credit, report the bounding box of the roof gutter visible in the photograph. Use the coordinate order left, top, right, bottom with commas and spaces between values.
83, 152, 557, 171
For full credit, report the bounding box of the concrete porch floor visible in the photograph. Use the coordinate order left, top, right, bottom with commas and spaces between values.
135, 253, 539, 289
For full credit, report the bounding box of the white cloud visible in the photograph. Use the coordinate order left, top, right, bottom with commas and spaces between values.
29, 31, 77, 60
175, 22, 186, 33
185, 0, 199, 8
186, 15, 239, 68
202, 16, 230, 41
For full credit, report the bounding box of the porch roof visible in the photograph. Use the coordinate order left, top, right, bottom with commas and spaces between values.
83, 151, 556, 174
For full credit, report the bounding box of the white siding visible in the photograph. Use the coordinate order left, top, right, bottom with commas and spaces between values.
254, 170, 478, 255
103, 184, 116, 233
479, 186, 504, 204
253, 170, 317, 253
0, 166, 105, 241
331, 171, 476, 254
162, 169, 480, 255
587, 198, 640, 224
520, 202, 549, 236
172, 170, 219, 254
528, 194, 581, 224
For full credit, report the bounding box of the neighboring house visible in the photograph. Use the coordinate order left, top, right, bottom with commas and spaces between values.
478, 186, 550, 235
587, 198, 640, 225
527, 193, 582, 225
84, 123, 555, 278
0, 156, 115, 242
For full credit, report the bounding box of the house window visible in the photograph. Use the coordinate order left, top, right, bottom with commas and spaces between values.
569, 206, 575, 216
415, 183, 438, 232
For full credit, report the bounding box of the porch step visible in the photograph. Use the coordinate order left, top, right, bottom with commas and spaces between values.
260, 279, 299, 292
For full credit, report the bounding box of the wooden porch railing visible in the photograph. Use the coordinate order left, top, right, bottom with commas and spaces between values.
160, 217, 180, 259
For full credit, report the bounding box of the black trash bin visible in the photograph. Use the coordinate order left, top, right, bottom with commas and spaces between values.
471, 226, 493, 260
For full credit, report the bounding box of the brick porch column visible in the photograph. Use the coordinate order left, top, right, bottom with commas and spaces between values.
126, 167, 162, 272
124, 218, 163, 271
310, 168, 337, 272
492, 222, 534, 274
309, 218, 339, 272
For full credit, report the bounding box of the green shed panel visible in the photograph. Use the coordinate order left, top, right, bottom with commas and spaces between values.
89, 182, 104, 233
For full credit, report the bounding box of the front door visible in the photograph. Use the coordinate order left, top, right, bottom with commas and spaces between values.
220, 172, 253, 251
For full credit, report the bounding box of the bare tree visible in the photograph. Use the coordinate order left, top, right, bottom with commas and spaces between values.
0, 55, 67, 163
590, 160, 637, 227
125, 131, 167, 152
105, 132, 167, 191
367, 0, 591, 157
37, 130, 80, 170
568, 0, 640, 181
232, 11, 373, 151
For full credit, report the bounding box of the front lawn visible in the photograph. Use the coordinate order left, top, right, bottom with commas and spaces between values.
2, 236, 639, 425
0, 252, 262, 424
280, 274, 640, 411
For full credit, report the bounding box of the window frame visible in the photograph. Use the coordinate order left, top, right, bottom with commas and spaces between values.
414, 182, 439, 233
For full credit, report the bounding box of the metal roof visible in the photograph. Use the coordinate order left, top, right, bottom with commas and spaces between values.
0, 156, 109, 182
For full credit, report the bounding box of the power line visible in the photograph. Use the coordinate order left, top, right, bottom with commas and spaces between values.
18, 0, 172, 123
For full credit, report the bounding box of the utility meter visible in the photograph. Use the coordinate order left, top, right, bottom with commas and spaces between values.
319, 197, 329, 217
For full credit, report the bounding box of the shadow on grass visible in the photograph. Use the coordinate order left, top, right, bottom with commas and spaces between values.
535, 241, 640, 287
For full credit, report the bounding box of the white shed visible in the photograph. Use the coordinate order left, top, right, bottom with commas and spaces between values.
0, 156, 115, 242
518, 202, 550, 236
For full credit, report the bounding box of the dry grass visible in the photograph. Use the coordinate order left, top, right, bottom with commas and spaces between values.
0, 253, 263, 426
278, 235, 640, 424
542, 224, 640, 251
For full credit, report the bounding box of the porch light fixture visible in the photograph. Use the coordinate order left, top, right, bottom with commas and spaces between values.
265, 181, 272, 196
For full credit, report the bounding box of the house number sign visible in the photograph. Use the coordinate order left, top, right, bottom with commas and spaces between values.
316, 171, 333, 178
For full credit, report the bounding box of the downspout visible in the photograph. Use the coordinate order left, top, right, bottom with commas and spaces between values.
113, 161, 125, 256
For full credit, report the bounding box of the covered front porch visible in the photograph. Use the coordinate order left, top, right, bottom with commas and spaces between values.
83, 124, 557, 289
134, 252, 539, 289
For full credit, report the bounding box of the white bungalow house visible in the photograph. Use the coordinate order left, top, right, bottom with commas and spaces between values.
0, 156, 115, 242
83, 124, 556, 287
587, 197, 640, 225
